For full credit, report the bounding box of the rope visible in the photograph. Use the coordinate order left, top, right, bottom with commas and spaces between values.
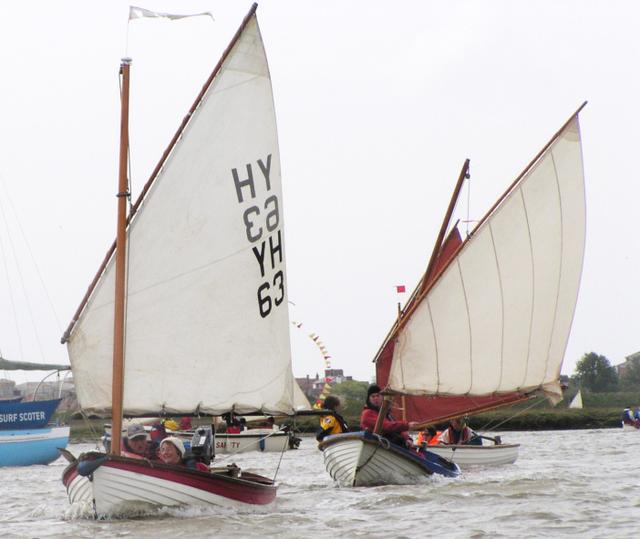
477, 395, 546, 432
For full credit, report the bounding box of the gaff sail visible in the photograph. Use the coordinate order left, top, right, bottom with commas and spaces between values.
380, 108, 586, 414
63, 12, 297, 417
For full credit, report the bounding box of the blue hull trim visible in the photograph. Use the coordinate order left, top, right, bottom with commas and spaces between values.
0, 427, 70, 466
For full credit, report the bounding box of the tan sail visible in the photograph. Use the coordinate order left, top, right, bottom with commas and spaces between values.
65, 13, 297, 417
387, 111, 586, 405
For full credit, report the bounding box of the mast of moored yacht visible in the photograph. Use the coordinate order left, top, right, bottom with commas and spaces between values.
110, 58, 132, 456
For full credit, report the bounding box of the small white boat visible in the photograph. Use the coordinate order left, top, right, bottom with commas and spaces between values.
319, 432, 459, 487
425, 443, 520, 466
214, 429, 294, 454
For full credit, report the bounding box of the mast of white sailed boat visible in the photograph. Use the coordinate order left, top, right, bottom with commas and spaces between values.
374, 159, 471, 433
110, 58, 132, 456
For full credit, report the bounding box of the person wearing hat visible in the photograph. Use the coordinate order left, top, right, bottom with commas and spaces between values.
360, 384, 419, 449
438, 417, 478, 445
159, 436, 209, 471
122, 423, 152, 459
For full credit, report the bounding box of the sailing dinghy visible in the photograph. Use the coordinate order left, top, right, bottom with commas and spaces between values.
321, 105, 587, 481
60, 4, 300, 516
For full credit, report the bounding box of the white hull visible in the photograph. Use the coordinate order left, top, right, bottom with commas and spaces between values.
425, 444, 519, 466
214, 430, 289, 454
62, 452, 277, 517
320, 434, 459, 487
91, 466, 258, 515
66, 471, 92, 505
621, 422, 639, 431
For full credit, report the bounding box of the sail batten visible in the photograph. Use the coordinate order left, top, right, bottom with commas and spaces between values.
66, 11, 298, 417
387, 112, 586, 404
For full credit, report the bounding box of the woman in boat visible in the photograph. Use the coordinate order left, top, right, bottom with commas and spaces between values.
159, 437, 208, 471
438, 417, 481, 445
360, 384, 419, 448
316, 395, 349, 442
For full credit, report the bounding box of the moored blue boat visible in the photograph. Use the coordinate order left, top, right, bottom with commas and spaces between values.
0, 426, 70, 466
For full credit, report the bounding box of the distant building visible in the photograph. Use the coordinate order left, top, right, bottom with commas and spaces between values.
615, 351, 640, 378
0, 379, 20, 399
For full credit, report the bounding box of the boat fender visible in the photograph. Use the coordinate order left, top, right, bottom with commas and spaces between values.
78, 456, 108, 477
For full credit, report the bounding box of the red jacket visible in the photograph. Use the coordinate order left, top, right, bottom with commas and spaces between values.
360, 408, 411, 444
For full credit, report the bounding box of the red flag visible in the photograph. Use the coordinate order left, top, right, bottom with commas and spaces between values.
396, 285, 406, 293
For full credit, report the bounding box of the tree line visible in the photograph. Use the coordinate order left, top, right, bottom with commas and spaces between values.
572, 351, 640, 393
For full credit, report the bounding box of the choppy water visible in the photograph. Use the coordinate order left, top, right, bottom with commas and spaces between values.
1, 429, 638, 538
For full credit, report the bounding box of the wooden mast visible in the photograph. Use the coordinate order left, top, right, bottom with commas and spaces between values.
110, 58, 131, 456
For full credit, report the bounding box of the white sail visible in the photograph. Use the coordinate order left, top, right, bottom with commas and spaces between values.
66, 15, 297, 416
388, 115, 586, 404
569, 390, 583, 409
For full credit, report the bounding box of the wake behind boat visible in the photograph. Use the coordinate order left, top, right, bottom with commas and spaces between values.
60, 4, 301, 517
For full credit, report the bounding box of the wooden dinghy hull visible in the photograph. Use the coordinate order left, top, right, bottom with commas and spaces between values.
61, 451, 276, 517
318, 431, 459, 487
425, 443, 520, 466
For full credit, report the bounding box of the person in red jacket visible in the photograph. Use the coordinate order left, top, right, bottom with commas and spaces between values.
360, 384, 419, 449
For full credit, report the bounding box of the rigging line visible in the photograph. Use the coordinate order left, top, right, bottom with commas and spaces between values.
0, 176, 63, 333
465, 166, 471, 237
272, 429, 288, 482
477, 395, 544, 432
0, 190, 25, 361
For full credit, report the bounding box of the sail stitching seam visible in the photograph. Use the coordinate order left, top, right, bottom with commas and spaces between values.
543, 151, 564, 385
456, 260, 473, 394
519, 188, 534, 390
488, 223, 506, 392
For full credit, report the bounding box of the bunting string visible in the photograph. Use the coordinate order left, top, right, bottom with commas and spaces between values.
292, 321, 333, 409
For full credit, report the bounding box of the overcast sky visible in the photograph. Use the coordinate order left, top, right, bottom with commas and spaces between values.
0, 1, 638, 386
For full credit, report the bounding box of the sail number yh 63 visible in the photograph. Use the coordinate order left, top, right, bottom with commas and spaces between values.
232, 154, 285, 318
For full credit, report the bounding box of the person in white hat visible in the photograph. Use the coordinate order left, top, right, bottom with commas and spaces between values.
159, 436, 185, 465
159, 436, 209, 471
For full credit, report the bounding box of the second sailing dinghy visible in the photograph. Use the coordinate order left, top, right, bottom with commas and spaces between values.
60, 5, 299, 516
320, 105, 587, 482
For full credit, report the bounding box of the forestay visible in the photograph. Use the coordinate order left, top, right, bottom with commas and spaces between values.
388, 116, 585, 404
65, 15, 297, 416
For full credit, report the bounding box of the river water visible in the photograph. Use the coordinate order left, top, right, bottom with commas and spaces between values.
1, 428, 637, 538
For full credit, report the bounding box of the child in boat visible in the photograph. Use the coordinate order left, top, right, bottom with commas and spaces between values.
360, 384, 419, 449
159, 437, 208, 471
316, 395, 349, 442
416, 427, 441, 447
